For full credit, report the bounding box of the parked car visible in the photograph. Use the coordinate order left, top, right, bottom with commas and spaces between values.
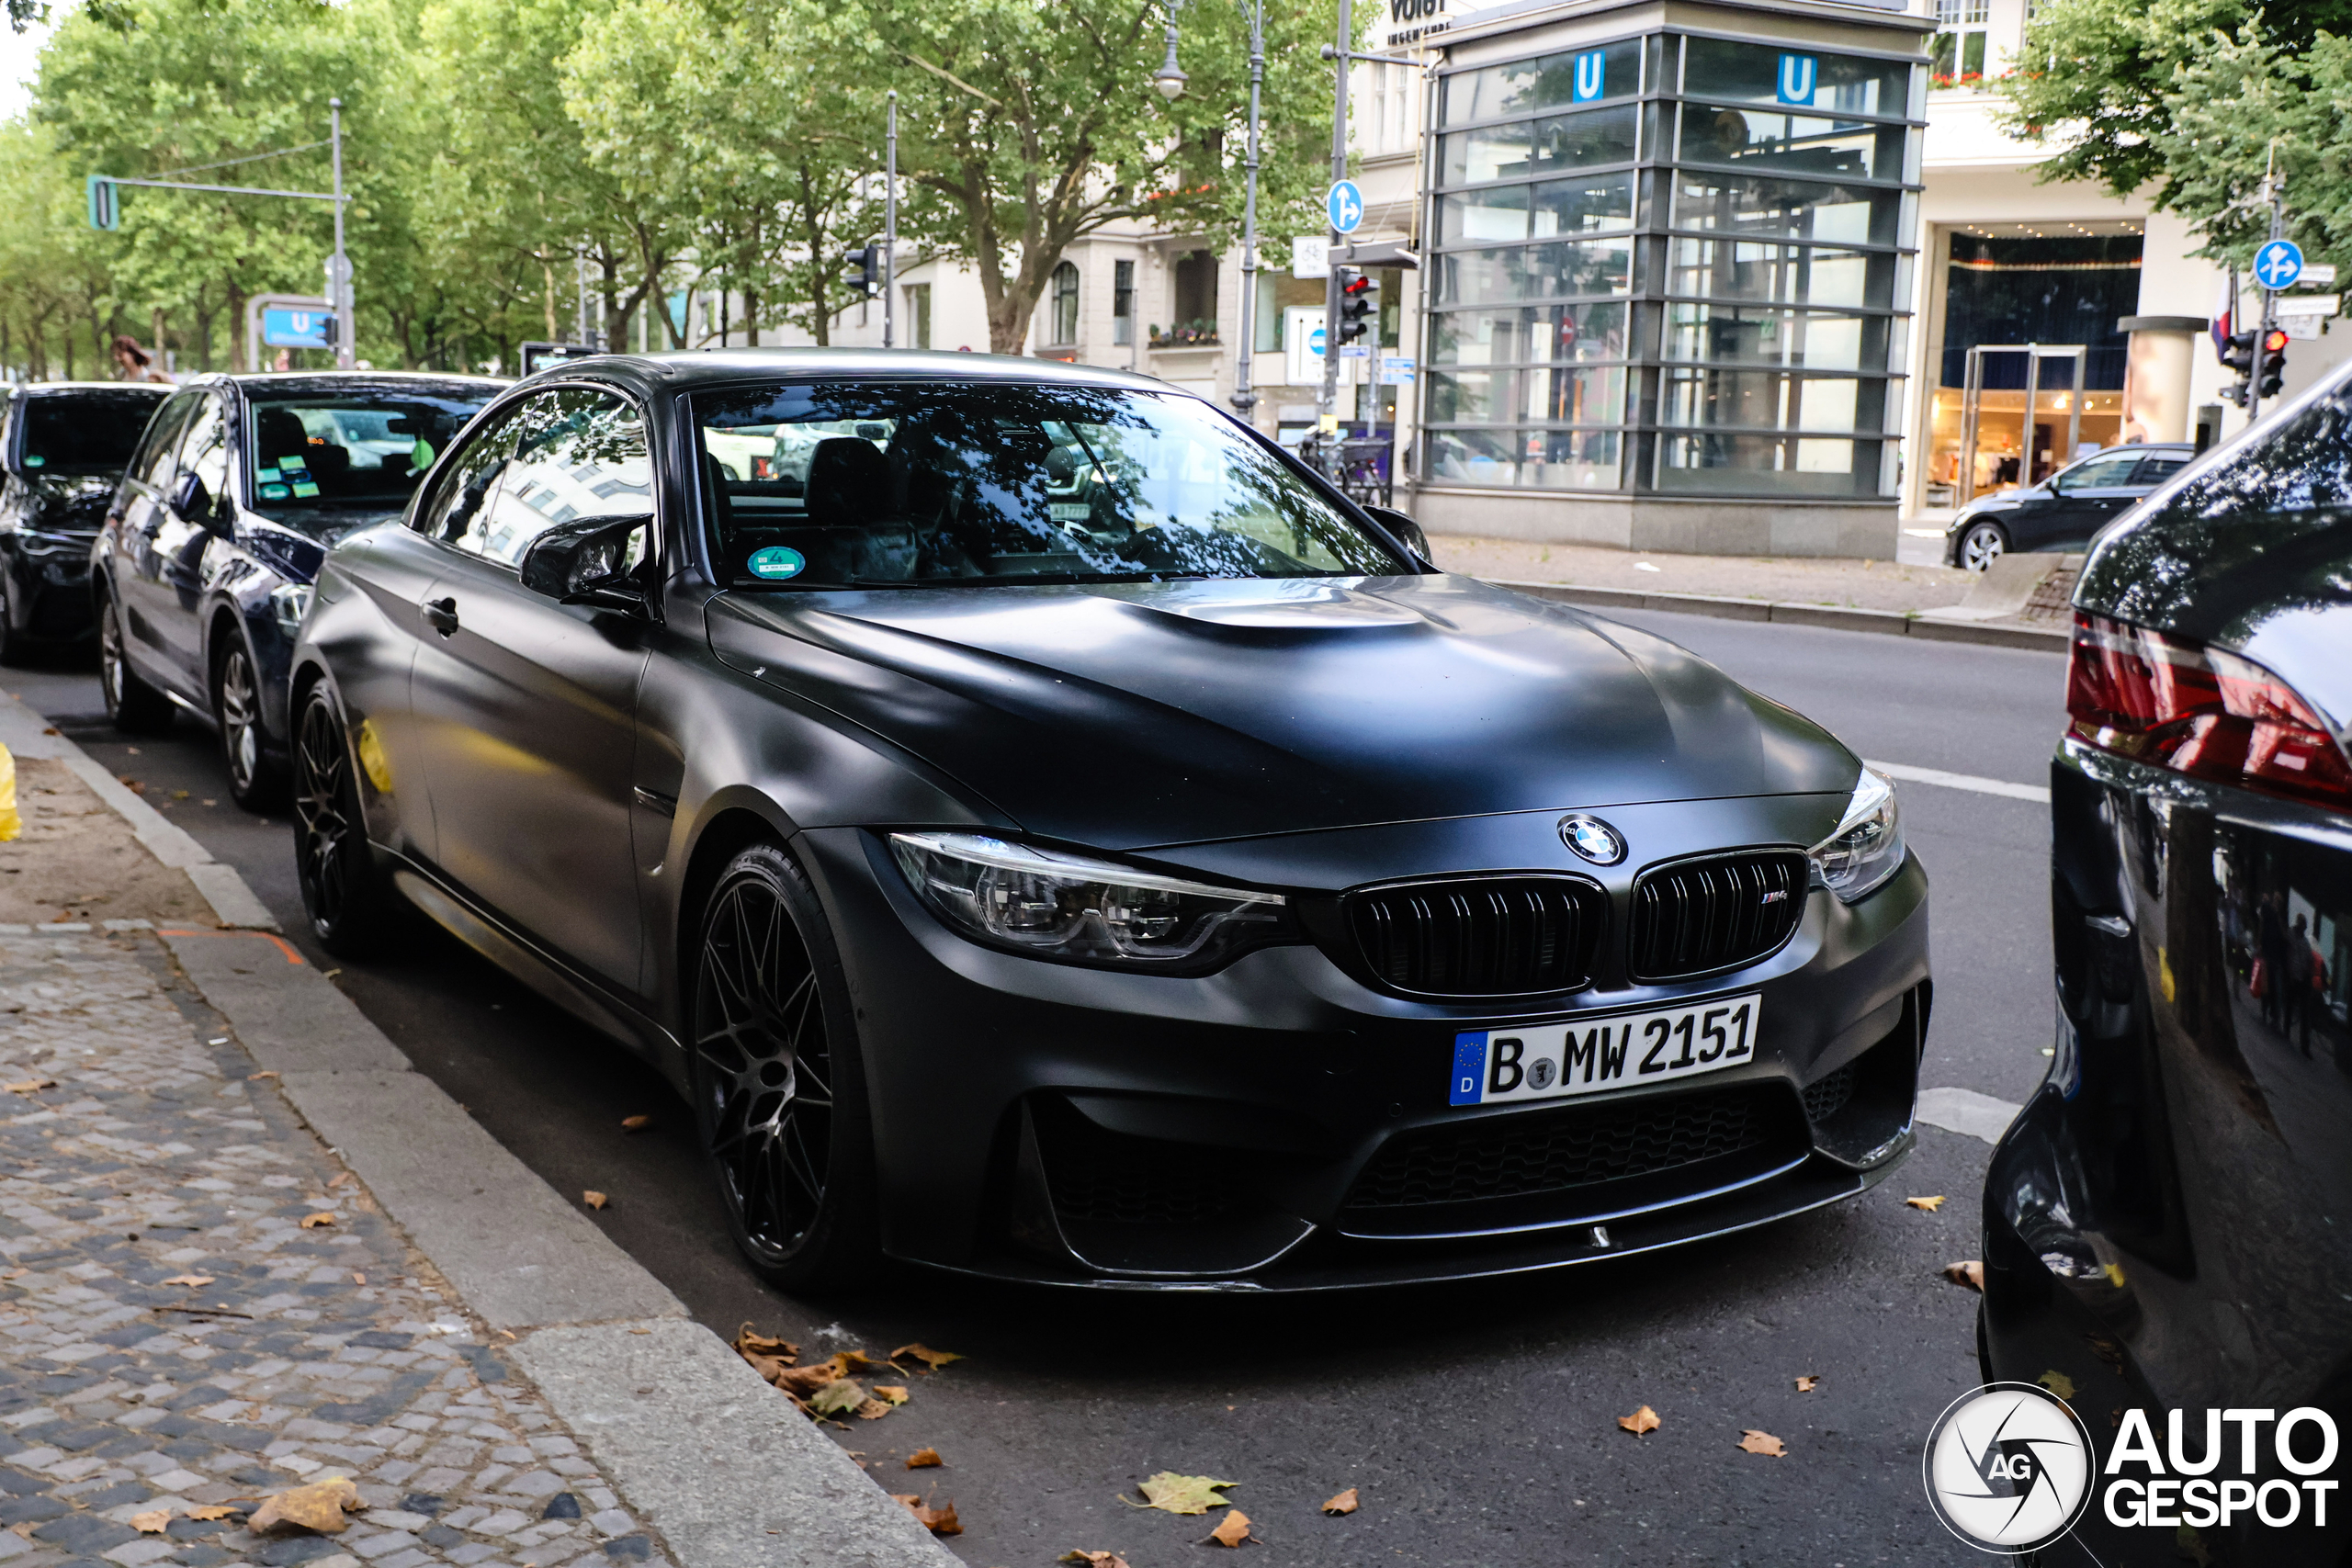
1943, 442, 2195, 570
1981, 379, 2352, 1563
0, 381, 170, 660
289, 349, 1930, 1292
93, 371, 503, 807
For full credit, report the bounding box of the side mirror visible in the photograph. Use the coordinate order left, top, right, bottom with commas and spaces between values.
171, 469, 221, 529
1363, 503, 1434, 567
519, 513, 653, 609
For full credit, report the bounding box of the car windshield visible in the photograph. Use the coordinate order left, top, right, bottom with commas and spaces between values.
246, 383, 497, 515
17, 390, 166, 477
695, 380, 1404, 588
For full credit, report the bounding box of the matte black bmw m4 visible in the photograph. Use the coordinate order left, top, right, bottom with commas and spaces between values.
289, 350, 1930, 1292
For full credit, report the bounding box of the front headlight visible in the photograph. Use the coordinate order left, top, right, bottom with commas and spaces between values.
15, 527, 88, 558
1807, 768, 1904, 903
888, 831, 1286, 967
269, 581, 314, 637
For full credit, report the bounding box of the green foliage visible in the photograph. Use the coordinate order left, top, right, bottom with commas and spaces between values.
0, 0, 1347, 373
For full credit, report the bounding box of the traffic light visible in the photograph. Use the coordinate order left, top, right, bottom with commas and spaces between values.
1335, 266, 1376, 344
320, 316, 339, 349
85, 175, 119, 231
2257, 326, 2290, 399
847, 246, 879, 299
2218, 328, 2258, 406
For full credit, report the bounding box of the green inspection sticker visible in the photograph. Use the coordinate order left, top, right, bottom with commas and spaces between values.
746, 545, 806, 580
290, 481, 321, 498
22, 456, 41, 468
258, 482, 291, 500
257, 466, 281, 483
279, 454, 308, 473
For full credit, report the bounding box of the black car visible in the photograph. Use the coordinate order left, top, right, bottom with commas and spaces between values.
290, 349, 1931, 1292
1981, 379, 2352, 1562
93, 371, 503, 806
1944, 443, 2195, 570
0, 381, 170, 660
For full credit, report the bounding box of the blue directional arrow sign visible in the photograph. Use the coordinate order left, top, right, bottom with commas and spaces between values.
2256, 238, 2306, 291
1327, 179, 1364, 235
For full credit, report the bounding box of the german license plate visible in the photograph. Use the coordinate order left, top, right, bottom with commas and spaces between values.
1447, 994, 1761, 1107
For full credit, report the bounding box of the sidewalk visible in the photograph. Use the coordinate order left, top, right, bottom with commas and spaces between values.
0, 694, 955, 1568
1426, 536, 1977, 615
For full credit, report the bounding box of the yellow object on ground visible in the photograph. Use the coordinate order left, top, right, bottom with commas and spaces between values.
0, 743, 17, 842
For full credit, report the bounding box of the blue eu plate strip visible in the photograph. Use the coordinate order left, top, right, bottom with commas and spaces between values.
1450, 1032, 1488, 1106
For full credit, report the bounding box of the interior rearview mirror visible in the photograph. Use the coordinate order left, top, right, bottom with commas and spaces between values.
519, 513, 653, 609
1363, 504, 1433, 567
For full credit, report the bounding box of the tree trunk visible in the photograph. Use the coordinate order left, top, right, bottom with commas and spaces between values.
541, 254, 558, 342
743, 286, 759, 347
224, 275, 248, 372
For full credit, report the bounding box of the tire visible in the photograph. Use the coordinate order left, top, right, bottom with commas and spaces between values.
1957, 520, 2008, 573
690, 842, 880, 1292
290, 682, 401, 955
215, 633, 287, 812
97, 587, 175, 734
0, 582, 26, 667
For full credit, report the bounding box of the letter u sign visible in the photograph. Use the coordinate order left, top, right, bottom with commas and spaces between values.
1573, 50, 1605, 102
1777, 52, 1816, 105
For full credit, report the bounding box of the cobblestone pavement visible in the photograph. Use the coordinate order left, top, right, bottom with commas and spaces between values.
0, 929, 676, 1568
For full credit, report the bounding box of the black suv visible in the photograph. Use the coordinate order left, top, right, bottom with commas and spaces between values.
1943, 443, 2195, 570
0, 381, 170, 660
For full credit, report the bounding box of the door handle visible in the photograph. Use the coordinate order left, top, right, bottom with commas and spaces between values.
422, 597, 459, 637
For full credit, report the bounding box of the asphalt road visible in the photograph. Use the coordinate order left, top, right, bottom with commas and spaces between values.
6, 608, 2069, 1567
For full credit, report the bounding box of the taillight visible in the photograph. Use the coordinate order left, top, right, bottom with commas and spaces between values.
2067, 611, 2352, 810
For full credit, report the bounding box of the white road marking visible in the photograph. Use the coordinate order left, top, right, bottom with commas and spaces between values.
1865, 760, 2052, 805
1917, 1086, 2024, 1145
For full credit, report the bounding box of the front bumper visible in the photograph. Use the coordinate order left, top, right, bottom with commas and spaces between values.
3, 534, 98, 643
796, 798, 1932, 1290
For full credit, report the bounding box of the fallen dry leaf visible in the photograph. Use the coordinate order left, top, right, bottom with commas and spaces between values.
733, 1325, 800, 1360
352, 1272, 366, 1286
3, 1078, 56, 1094
328, 1171, 353, 1189
1794, 1375, 1819, 1393
582, 1190, 609, 1211
621, 1114, 652, 1132
855, 1399, 894, 1420
2039, 1370, 2078, 1401
130, 1511, 171, 1534
889, 1495, 960, 1536
1129, 1473, 1237, 1516
1321, 1488, 1359, 1515
1738, 1429, 1787, 1458
1618, 1405, 1661, 1436
891, 1342, 964, 1372
907, 1448, 942, 1469
1208, 1508, 1254, 1547
808, 1378, 866, 1417
1905, 1195, 1946, 1212
1057, 1555, 1130, 1568
873, 1385, 910, 1405
300, 1213, 335, 1229
185, 1506, 238, 1522
249, 1475, 361, 1534
822, 1349, 879, 1377
160, 1274, 214, 1288
247, 1070, 277, 1080
1943, 1260, 1985, 1292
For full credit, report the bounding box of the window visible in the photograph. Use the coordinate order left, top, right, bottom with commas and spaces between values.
1113, 261, 1136, 346
1046, 263, 1080, 347
905, 283, 932, 350
130, 392, 200, 490
17, 390, 165, 476
1171, 252, 1219, 340
176, 398, 229, 507
451, 389, 650, 567
692, 381, 1403, 588
246, 382, 498, 522
2053, 451, 2143, 491
1931, 0, 1990, 90
416, 404, 523, 544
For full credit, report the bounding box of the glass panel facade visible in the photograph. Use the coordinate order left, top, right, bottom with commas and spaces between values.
1426, 28, 1917, 499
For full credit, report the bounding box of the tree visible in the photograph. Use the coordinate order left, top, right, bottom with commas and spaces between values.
831, 0, 1344, 354
1996, 0, 2352, 206
2146, 24, 2352, 271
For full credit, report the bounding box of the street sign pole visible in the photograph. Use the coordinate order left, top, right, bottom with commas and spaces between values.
1230, 0, 1265, 419
884, 91, 898, 350
329, 99, 353, 369
2248, 145, 2292, 427
1317, 0, 1351, 462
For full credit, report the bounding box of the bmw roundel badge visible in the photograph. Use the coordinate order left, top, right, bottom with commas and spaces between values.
1558, 814, 1626, 865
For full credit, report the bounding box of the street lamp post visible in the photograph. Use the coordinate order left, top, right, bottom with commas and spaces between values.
328, 98, 353, 369
1154, 0, 1265, 423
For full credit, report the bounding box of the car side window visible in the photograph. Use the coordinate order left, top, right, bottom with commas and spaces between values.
2132, 455, 2188, 487
2054, 452, 2142, 492
415, 403, 525, 544
131, 394, 200, 490
460, 389, 650, 568
176, 399, 229, 507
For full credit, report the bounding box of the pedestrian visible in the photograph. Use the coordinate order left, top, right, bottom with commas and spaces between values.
109, 334, 173, 385
2286, 913, 2317, 1056
2258, 896, 2289, 1032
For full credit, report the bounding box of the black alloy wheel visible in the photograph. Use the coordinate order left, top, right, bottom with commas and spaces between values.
691, 843, 877, 1291
98, 590, 174, 733
216, 637, 285, 810
290, 684, 397, 954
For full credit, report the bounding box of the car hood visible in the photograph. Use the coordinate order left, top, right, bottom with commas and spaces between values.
706, 574, 1858, 850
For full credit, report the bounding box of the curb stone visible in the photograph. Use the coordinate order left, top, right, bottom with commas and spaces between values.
0, 688, 956, 1568
1495, 579, 2071, 652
